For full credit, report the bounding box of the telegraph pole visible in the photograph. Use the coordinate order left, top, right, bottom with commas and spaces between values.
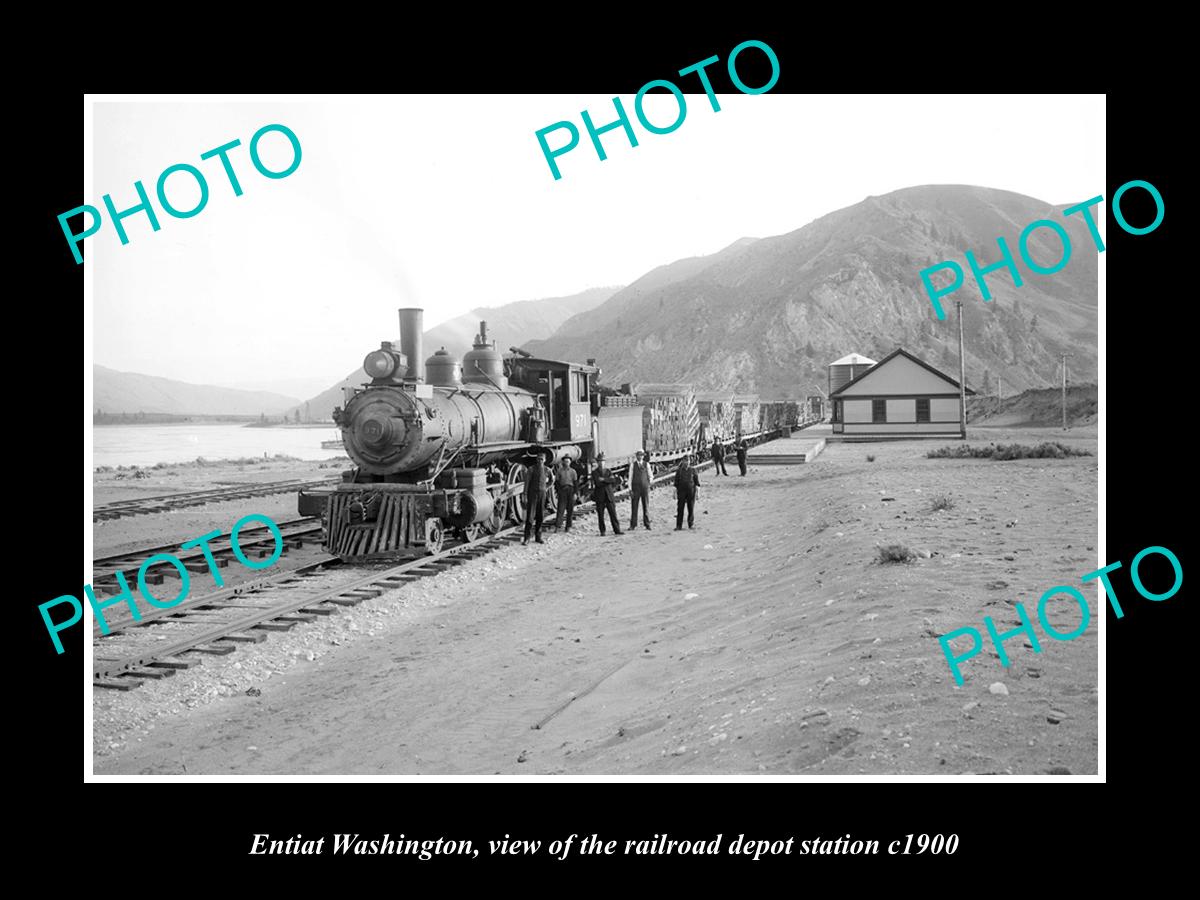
1060, 353, 1073, 431
957, 300, 967, 439
998, 376, 1003, 405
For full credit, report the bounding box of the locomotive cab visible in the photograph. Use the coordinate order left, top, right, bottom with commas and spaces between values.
507, 357, 599, 443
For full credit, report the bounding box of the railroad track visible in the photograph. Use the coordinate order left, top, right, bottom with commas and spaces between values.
92, 528, 518, 689
93, 477, 340, 523
92, 516, 325, 593
90, 461, 711, 692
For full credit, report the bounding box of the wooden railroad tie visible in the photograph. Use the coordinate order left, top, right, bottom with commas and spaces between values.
149, 657, 202, 670
326, 595, 365, 606
122, 667, 175, 680
96, 679, 142, 691
184, 643, 236, 655
253, 621, 297, 632
219, 632, 268, 643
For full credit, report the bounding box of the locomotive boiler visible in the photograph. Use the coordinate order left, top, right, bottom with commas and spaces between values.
303, 308, 599, 559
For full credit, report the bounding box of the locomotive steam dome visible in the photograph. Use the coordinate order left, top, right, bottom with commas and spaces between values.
461, 321, 507, 388
425, 347, 462, 387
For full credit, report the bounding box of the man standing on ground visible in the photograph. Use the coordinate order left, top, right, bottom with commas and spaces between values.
735, 437, 748, 476
522, 453, 550, 545
553, 456, 577, 532
711, 438, 728, 476
629, 449, 652, 530
675, 454, 700, 530
591, 453, 623, 536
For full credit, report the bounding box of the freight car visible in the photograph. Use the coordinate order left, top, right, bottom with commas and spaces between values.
611, 383, 702, 470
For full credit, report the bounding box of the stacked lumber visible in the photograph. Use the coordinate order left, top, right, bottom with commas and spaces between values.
760, 401, 785, 432
696, 392, 737, 442
758, 400, 801, 431
603, 394, 639, 408
629, 383, 699, 452
732, 395, 761, 435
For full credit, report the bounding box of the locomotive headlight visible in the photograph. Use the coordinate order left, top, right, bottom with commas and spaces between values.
364, 349, 396, 379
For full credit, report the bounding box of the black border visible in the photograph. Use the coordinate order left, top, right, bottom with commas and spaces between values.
24, 23, 1180, 878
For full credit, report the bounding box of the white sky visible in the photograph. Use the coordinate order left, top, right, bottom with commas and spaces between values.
91, 94, 1104, 391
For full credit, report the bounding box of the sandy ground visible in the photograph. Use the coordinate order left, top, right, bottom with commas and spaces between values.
93, 429, 1098, 775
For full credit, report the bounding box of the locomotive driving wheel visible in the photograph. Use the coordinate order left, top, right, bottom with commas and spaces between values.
424, 518, 445, 555
506, 463, 527, 524
460, 523, 482, 542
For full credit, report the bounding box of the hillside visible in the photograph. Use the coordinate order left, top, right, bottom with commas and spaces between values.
297, 286, 619, 421
93, 365, 299, 417
526, 185, 1098, 398
969, 383, 1097, 427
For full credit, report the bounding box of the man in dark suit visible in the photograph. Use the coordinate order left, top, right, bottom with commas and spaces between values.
591, 453, 623, 536
522, 453, 550, 545
552, 456, 577, 532
674, 455, 701, 530
629, 449, 652, 530
735, 437, 748, 476
711, 438, 728, 475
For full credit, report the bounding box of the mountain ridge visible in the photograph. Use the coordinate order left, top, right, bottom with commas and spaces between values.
93, 365, 300, 417
525, 184, 1097, 397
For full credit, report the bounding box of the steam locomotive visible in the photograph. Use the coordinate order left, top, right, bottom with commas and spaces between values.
300, 307, 803, 561
301, 308, 624, 560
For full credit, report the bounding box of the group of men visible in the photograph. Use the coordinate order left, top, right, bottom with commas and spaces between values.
710, 436, 749, 477
520, 436, 751, 544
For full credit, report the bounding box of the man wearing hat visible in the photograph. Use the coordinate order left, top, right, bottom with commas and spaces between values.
591, 452, 623, 536
552, 456, 577, 532
674, 454, 701, 530
522, 452, 551, 545
629, 449, 652, 530
710, 437, 728, 476
734, 436, 749, 476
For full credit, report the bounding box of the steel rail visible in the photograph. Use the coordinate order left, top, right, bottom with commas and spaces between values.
93, 527, 521, 680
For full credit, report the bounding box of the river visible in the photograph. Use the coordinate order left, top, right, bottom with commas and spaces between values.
93, 423, 346, 468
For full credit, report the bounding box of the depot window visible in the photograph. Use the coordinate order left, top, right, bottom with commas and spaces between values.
872, 399, 886, 423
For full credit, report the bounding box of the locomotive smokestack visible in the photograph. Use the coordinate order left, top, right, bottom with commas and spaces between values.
398, 307, 424, 382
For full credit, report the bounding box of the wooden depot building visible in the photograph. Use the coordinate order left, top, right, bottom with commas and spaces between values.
829, 348, 974, 438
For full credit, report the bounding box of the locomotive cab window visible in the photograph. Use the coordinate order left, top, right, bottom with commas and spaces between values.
574, 372, 588, 402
